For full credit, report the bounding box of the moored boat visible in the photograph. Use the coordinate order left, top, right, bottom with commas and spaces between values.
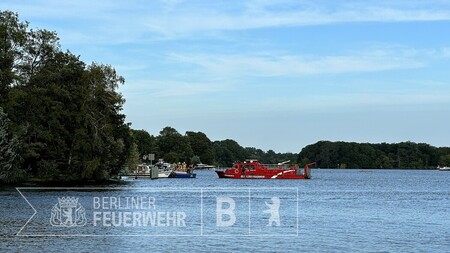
194, 163, 216, 170
158, 170, 172, 178
156, 159, 173, 178
215, 160, 315, 179
438, 166, 450, 171
170, 171, 197, 178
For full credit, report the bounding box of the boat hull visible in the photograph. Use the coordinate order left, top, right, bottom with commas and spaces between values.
173, 172, 196, 178
158, 172, 171, 178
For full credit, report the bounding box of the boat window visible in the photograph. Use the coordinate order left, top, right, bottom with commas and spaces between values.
249, 165, 255, 170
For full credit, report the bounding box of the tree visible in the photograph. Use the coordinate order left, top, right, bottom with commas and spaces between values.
70, 63, 128, 180
156, 127, 193, 163
396, 142, 424, 168
131, 129, 158, 160
0, 11, 27, 96
190, 155, 201, 165
0, 107, 23, 183
186, 131, 214, 164
439, 154, 450, 167
213, 139, 249, 166
126, 142, 140, 173
0, 12, 131, 181
299, 141, 440, 169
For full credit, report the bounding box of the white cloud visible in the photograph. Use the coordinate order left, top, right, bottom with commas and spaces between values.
3, 0, 450, 42
139, 0, 450, 39
234, 88, 450, 115
167, 47, 426, 78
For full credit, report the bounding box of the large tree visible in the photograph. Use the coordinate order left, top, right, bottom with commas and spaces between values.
0, 11, 27, 96
186, 131, 214, 164
213, 139, 249, 166
0, 11, 131, 181
156, 127, 193, 163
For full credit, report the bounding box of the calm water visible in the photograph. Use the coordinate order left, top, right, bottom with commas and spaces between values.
1, 169, 449, 252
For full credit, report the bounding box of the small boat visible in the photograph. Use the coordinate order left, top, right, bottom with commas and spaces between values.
158, 170, 172, 178
118, 164, 157, 179
216, 160, 315, 179
438, 166, 450, 171
155, 159, 173, 178
170, 171, 197, 178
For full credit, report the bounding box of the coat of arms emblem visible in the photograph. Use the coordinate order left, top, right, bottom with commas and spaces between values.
50, 197, 87, 227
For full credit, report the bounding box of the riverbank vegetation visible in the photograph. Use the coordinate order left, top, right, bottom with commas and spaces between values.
131, 127, 298, 168
132, 127, 450, 170
299, 141, 450, 169
1, 12, 449, 184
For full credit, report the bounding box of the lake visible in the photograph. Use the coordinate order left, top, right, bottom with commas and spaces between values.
0, 169, 449, 252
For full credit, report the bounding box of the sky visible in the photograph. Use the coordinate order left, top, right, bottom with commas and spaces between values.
2, 0, 450, 152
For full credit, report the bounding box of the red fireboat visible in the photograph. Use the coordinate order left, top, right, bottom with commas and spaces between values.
215, 160, 316, 179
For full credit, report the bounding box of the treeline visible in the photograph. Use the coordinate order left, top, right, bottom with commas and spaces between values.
131, 127, 298, 167
298, 141, 450, 169
0, 11, 131, 182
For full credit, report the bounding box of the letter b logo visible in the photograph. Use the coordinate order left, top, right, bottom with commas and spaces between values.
216, 197, 236, 227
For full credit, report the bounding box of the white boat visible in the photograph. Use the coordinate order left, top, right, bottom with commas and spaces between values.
156, 159, 173, 178
194, 163, 216, 170
158, 170, 172, 178
438, 166, 450, 171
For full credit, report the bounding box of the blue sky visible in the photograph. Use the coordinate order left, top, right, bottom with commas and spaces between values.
2, 0, 450, 152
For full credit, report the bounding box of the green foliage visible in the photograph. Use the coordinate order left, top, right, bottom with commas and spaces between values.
130, 129, 158, 160
0, 107, 23, 183
126, 142, 140, 173
130, 127, 300, 168
439, 154, 450, 167
299, 141, 444, 169
156, 127, 193, 163
0, 11, 131, 182
0, 11, 27, 95
212, 139, 250, 166
190, 155, 201, 165
245, 147, 297, 164
186, 131, 214, 164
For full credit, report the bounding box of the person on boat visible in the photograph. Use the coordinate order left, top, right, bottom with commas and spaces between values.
187, 164, 194, 174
